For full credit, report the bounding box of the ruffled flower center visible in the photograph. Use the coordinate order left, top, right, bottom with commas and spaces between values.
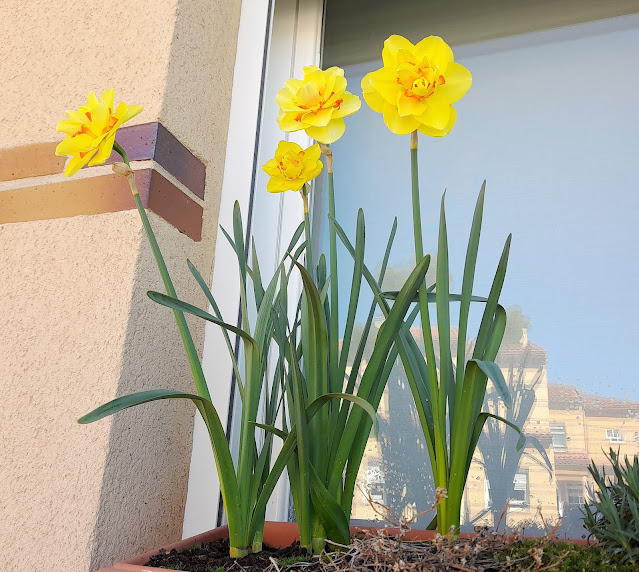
396, 60, 446, 102
278, 150, 305, 180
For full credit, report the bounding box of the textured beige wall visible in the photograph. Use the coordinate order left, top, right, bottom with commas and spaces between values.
0, 0, 242, 570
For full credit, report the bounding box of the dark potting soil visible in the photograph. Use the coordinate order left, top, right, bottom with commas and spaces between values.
145, 537, 311, 571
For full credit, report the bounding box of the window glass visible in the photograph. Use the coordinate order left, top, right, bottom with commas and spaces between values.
319, 5, 639, 537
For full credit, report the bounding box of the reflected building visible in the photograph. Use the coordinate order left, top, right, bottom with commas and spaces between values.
349, 322, 639, 536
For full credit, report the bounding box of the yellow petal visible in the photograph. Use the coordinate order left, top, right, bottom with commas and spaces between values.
362, 73, 386, 113
416, 93, 451, 130
89, 135, 116, 166
382, 35, 415, 68
64, 149, 98, 177
56, 120, 81, 136
414, 36, 454, 72
287, 178, 306, 191
305, 118, 345, 144
332, 93, 361, 118
267, 177, 288, 193
86, 92, 100, 109
301, 108, 334, 127
101, 88, 115, 111
65, 110, 89, 124
90, 101, 109, 132
277, 111, 304, 133
55, 133, 94, 155
438, 62, 472, 103
284, 78, 304, 93
418, 106, 456, 137
397, 93, 426, 118
275, 140, 302, 157
304, 144, 322, 163
275, 88, 300, 112
262, 158, 280, 175
383, 104, 420, 135
123, 104, 144, 122
368, 68, 401, 105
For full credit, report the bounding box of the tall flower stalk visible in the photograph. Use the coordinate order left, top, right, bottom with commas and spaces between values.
261, 66, 434, 552
362, 35, 525, 533
60, 95, 309, 558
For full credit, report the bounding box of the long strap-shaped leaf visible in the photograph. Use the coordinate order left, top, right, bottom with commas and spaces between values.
329, 252, 431, 498
187, 260, 244, 399
78, 389, 243, 546
454, 182, 485, 428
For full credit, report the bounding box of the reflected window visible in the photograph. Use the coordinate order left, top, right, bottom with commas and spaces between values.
550, 425, 568, 449
606, 429, 624, 443
510, 473, 529, 507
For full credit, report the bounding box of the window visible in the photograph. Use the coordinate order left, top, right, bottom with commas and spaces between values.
206, 0, 639, 536
510, 473, 529, 507
606, 429, 624, 443
565, 482, 584, 506
366, 463, 385, 503
550, 425, 567, 449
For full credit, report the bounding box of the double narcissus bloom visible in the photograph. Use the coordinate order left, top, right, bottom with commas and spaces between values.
276, 66, 361, 144
262, 141, 323, 193
56, 89, 143, 176
362, 35, 471, 137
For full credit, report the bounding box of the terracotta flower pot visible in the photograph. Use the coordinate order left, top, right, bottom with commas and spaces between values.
97, 521, 588, 571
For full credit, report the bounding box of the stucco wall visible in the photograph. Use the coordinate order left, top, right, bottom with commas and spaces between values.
0, 1, 242, 570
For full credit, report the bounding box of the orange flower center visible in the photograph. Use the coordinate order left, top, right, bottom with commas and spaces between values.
278, 150, 305, 180
397, 64, 446, 102
295, 90, 343, 120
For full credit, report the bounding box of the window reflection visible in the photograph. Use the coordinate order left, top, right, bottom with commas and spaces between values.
319, 16, 639, 536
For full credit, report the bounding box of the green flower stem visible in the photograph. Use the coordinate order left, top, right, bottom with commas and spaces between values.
302, 183, 314, 281
326, 147, 340, 402
113, 140, 211, 402
409, 131, 449, 532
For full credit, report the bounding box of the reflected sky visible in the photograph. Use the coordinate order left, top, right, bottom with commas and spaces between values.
315, 20, 639, 400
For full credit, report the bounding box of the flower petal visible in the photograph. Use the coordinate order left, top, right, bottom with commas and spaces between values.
332, 93, 361, 118
277, 111, 304, 133
301, 107, 334, 127
397, 93, 426, 118
439, 62, 472, 103
64, 149, 98, 177
275, 88, 300, 112
305, 118, 345, 144
382, 35, 415, 68
418, 106, 456, 137
101, 88, 115, 111
383, 103, 420, 135
305, 144, 322, 162
414, 36, 454, 71
417, 93, 451, 130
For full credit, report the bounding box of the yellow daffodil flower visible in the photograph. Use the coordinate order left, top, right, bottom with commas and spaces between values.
362, 35, 471, 137
276, 66, 361, 144
56, 89, 143, 177
262, 141, 323, 193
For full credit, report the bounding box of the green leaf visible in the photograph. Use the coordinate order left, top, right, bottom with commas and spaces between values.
306, 392, 379, 438
455, 182, 485, 407
147, 291, 258, 350
469, 359, 512, 408
309, 464, 350, 546
381, 292, 487, 303
78, 389, 209, 424
187, 260, 244, 399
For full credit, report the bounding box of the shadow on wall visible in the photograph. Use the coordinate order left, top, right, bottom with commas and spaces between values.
87, 1, 241, 569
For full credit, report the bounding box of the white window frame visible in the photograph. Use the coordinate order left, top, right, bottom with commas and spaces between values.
182, 0, 325, 538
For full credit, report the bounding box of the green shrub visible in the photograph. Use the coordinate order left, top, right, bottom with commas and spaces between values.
582, 448, 639, 563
